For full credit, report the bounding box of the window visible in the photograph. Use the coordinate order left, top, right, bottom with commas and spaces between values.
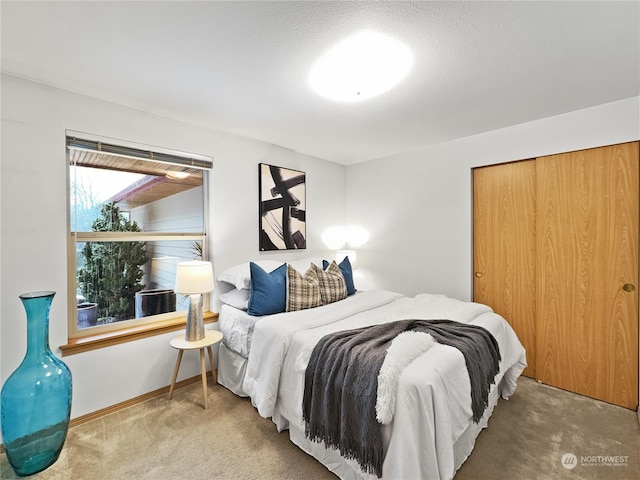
67, 132, 212, 338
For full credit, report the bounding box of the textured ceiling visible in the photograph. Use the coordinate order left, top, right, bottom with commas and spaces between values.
2, 1, 638, 165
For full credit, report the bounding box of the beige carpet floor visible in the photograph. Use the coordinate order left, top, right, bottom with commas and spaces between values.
2, 377, 638, 480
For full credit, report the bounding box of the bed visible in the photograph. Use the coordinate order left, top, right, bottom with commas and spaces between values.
217, 260, 527, 480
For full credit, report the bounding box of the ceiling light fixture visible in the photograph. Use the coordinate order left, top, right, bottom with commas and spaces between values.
309, 30, 413, 103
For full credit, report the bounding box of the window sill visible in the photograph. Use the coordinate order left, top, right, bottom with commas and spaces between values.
59, 311, 219, 356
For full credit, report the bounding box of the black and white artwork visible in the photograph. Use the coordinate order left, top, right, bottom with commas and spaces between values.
259, 163, 306, 251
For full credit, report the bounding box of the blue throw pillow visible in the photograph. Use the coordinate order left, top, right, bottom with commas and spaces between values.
323, 256, 356, 296
247, 262, 287, 316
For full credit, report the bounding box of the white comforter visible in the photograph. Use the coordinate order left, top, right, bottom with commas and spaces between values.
243, 290, 527, 480
243, 290, 404, 417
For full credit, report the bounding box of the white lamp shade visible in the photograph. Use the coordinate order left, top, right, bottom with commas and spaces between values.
175, 260, 214, 294
336, 249, 357, 268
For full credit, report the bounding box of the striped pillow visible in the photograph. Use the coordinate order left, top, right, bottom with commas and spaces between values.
286, 264, 323, 312
312, 261, 347, 305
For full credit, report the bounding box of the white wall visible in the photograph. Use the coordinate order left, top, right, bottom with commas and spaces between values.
346, 97, 640, 300
0, 74, 345, 422
2, 73, 637, 426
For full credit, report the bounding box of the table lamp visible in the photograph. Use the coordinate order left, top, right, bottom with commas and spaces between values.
336, 249, 357, 268
175, 260, 214, 341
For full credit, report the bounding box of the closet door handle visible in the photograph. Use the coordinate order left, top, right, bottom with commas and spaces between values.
474, 272, 483, 278
622, 283, 635, 292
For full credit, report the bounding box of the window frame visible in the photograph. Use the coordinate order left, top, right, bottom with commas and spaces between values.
65, 131, 213, 345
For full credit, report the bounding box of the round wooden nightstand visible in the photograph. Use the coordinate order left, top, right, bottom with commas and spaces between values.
168, 329, 223, 409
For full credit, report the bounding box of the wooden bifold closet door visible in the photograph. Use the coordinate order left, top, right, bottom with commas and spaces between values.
473, 159, 537, 379
473, 142, 639, 410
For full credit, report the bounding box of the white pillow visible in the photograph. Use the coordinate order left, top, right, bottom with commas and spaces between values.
218, 260, 283, 290
217, 257, 326, 290
219, 288, 250, 310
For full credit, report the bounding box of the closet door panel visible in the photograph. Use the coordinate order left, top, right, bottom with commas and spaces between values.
536, 142, 639, 409
473, 160, 537, 378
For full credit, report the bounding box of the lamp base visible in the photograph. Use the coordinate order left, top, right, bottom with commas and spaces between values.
185, 294, 205, 341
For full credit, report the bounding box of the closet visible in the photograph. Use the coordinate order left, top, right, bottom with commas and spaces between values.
473, 142, 639, 409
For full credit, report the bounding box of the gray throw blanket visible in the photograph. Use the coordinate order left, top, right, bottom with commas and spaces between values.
302, 319, 501, 478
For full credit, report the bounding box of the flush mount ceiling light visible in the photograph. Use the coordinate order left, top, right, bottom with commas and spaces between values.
309, 30, 413, 103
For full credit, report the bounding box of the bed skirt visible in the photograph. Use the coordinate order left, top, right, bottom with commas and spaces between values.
218, 343, 249, 397
280, 385, 501, 480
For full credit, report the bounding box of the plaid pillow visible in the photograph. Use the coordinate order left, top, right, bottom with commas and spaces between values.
312, 261, 347, 305
286, 264, 323, 312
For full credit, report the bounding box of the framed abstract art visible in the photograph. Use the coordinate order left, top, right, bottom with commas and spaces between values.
259, 163, 306, 250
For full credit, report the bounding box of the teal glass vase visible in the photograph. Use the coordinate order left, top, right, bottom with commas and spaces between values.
1, 291, 73, 476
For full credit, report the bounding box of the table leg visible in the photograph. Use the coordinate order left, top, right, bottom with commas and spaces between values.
168, 349, 184, 400
200, 348, 208, 409
207, 346, 216, 384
